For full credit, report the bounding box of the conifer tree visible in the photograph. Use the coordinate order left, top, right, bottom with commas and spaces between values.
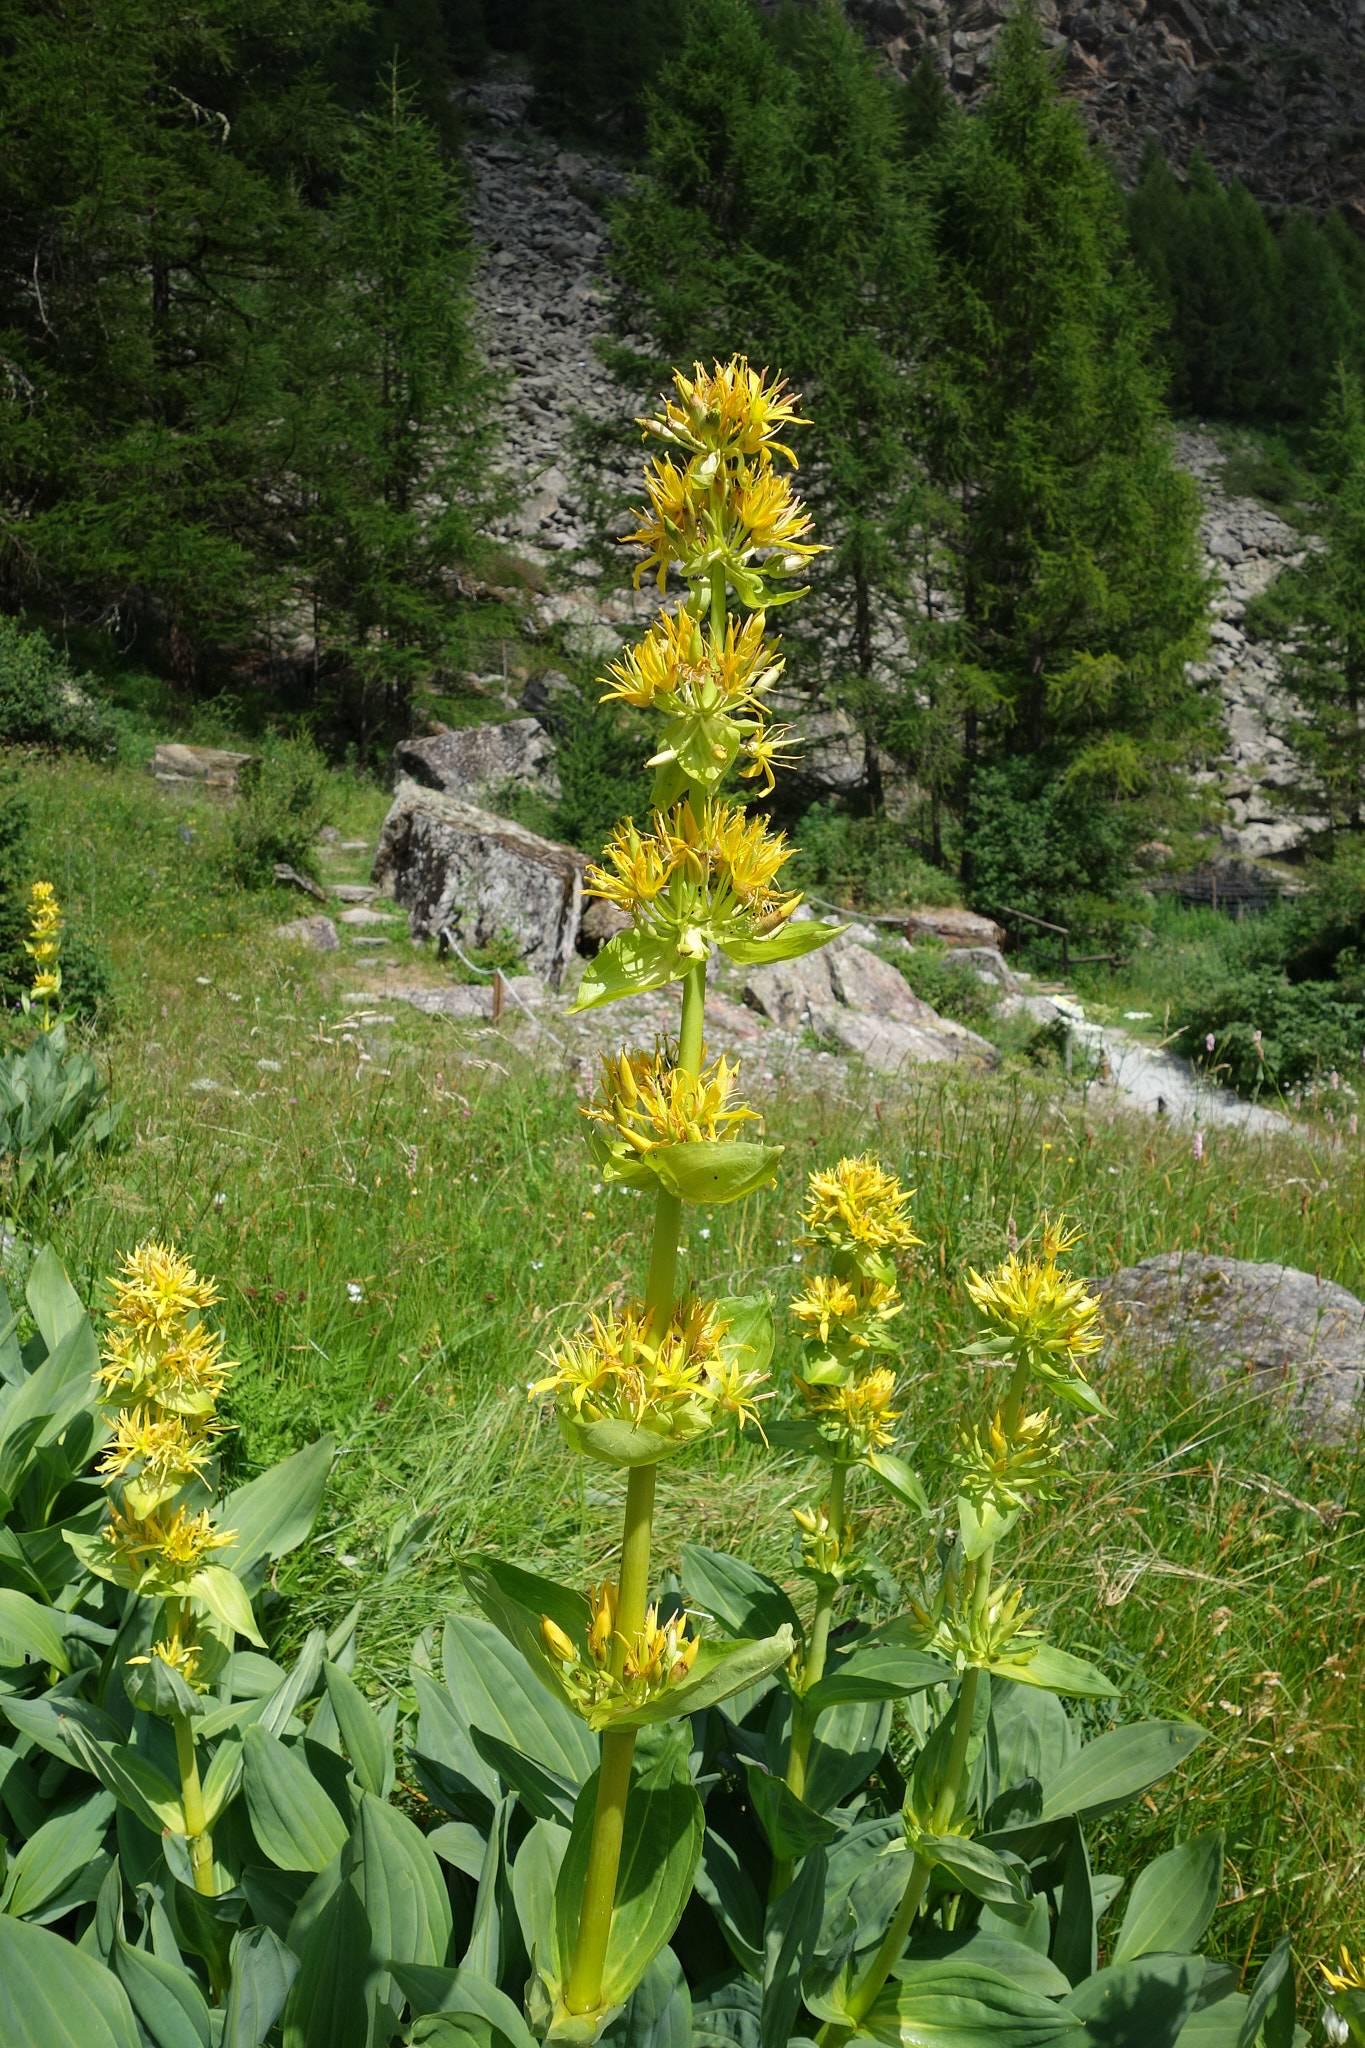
276, 73, 506, 743
1279, 367, 1365, 835
912, 6, 1208, 831
612, 0, 928, 798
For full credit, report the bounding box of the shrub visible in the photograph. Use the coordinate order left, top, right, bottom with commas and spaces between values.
962, 757, 1137, 930
1171, 965, 1365, 1094
226, 734, 333, 887
787, 802, 952, 911
893, 940, 995, 1026
0, 616, 112, 754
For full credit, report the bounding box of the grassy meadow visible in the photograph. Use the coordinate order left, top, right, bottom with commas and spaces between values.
10, 742, 1365, 1995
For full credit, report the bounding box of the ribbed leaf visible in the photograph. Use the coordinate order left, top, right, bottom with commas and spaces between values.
0, 1589, 69, 1673
0, 1787, 114, 1918
1062, 1954, 1203, 2047
222, 1926, 299, 2048
351, 1789, 452, 2013
214, 1437, 334, 1593
442, 1610, 595, 1785
863, 1962, 1085, 2045
1112, 1833, 1223, 1964
112, 1930, 212, 2048
0, 1913, 141, 2048
389, 1963, 537, 2048
1039, 1724, 1207, 1822
281, 1878, 372, 2048
242, 1725, 349, 1872
322, 1663, 391, 1797
680, 1544, 803, 1648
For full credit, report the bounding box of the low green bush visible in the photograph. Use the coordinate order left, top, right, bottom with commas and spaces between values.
892, 941, 995, 1026
226, 736, 333, 888
0, 1027, 124, 1197
1171, 965, 1365, 1094
961, 759, 1136, 932
0, 616, 113, 755
786, 802, 951, 911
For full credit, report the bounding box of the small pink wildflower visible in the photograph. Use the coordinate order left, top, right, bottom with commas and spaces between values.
1331, 1070, 1340, 1090
1192, 1130, 1204, 1163
1205, 1033, 1215, 1053
1351, 1115, 1359, 1137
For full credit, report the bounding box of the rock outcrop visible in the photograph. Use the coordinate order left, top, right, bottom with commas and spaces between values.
372, 778, 584, 985
1093, 1251, 1365, 1441
272, 915, 339, 953
743, 932, 997, 1071
154, 743, 254, 793
392, 718, 560, 808
847, 0, 1365, 226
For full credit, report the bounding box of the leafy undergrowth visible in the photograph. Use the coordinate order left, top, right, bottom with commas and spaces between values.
4, 745, 1364, 1985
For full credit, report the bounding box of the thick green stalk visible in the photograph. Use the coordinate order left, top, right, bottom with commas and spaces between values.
173, 1710, 215, 1898
820, 1615, 989, 2045
565, 965, 707, 2015
771, 1461, 848, 1898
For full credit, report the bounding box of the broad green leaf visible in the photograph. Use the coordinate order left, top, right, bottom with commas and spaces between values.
352, 1789, 452, 2015
863, 1962, 1084, 2046
0, 1787, 114, 1919
1039, 1723, 1207, 1822
804, 1697, 893, 1813
62, 1722, 185, 1834
1062, 1954, 1203, 2047
112, 1927, 213, 2048
894, 1934, 1070, 1999
693, 1973, 762, 2048
570, 930, 687, 1011
601, 1629, 795, 1732
714, 1293, 776, 1381
601, 1947, 692, 2048
1238, 1934, 1295, 2048
389, 1964, 537, 2048
694, 1827, 764, 1978
222, 1925, 300, 2048
988, 1644, 1117, 1699
214, 1437, 334, 1593
322, 1663, 392, 1797
745, 1765, 840, 1861
0, 1317, 99, 1461
470, 1725, 579, 1826
255, 1628, 327, 1739
556, 1733, 704, 2008
0, 1912, 142, 2047
761, 1843, 825, 2048
427, 1822, 490, 1879
556, 1410, 704, 1467
242, 1724, 349, 1872
189, 1567, 265, 1648
916, 1834, 1030, 1910
442, 1611, 596, 1786
1177, 1994, 1250, 2045
991, 1682, 1079, 1800
511, 1818, 569, 1967
721, 921, 844, 967
281, 1877, 372, 2048
652, 1142, 784, 1204
866, 1452, 929, 1514
462, 1793, 512, 1983
0, 1589, 70, 1674
805, 1644, 949, 1716
409, 2019, 513, 2048
1112, 1833, 1223, 1964
680, 1543, 802, 1647
25, 1245, 85, 1354
1051, 1821, 1095, 1988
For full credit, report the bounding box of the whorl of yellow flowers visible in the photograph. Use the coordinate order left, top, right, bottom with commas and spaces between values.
585, 1044, 758, 1157
1323, 1948, 1365, 1993
623, 359, 820, 606
540, 1580, 700, 1721
801, 1155, 923, 1267
531, 1295, 767, 1465
964, 1230, 1104, 1368
585, 796, 798, 938
795, 1368, 901, 1459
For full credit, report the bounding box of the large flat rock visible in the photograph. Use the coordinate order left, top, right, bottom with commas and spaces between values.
154, 742, 254, 792
393, 718, 560, 809
743, 933, 995, 1070
372, 777, 584, 985
1093, 1252, 1365, 1443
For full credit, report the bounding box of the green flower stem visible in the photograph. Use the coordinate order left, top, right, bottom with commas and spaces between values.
172, 1710, 215, 1898
566, 962, 707, 2015
772, 1462, 849, 1897
820, 1663, 984, 2048
999, 1355, 1030, 1438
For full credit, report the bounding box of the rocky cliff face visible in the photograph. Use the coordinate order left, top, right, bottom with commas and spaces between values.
847, 0, 1365, 222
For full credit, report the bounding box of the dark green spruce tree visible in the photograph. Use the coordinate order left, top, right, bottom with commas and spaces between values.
910, 7, 1209, 904
276, 73, 506, 748
611, 0, 928, 810
1279, 366, 1365, 836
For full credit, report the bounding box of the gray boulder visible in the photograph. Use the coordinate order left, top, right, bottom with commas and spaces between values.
393, 718, 560, 810
906, 907, 1007, 949
154, 742, 255, 793
743, 933, 995, 1071
273, 915, 339, 953
371, 778, 584, 985
1092, 1252, 1365, 1443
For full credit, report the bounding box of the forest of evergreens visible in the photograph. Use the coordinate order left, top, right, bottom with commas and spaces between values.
3, 0, 1365, 934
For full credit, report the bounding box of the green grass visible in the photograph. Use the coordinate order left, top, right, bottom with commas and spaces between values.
5, 743, 1365, 1993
